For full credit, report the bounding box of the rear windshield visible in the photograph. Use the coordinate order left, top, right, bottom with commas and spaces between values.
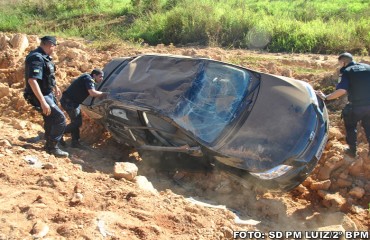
172, 61, 251, 144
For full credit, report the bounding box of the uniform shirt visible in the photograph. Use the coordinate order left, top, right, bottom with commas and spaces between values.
336, 62, 356, 91
63, 73, 96, 104
337, 61, 370, 106
24, 47, 56, 95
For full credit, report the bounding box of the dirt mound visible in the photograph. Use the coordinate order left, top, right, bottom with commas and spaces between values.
0, 32, 368, 239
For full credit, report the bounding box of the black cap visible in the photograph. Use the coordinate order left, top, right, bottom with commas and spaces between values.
91, 68, 104, 76
338, 52, 353, 60
40, 36, 58, 45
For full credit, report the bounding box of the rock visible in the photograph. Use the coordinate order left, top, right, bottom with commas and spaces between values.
342, 215, 358, 231
185, 205, 200, 214
335, 178, 352, 188
317, 156, 344, 180
310, 180, 331, 190
302, 176, 313, 187
329, 127, 344, 140
59, 176, 69, 182
318, 191, 346, 209
67, 61, 76, 67
79, 63, 92, 73
0, 33, 10, 50
316, 225, 345, 232
219, 226, 233, 239
72, 164, 82, 171
70, 193, 83, 204
0, 83, 10, 98
295, 184, 309, 194
364, 183, 370, 192
135, 176, 158, 194
319, 212, 358, 231
60, 40, 84, 49
31, 220, 49, 239
11, 119, 27, 130
42, 163, 56, 169
9, 34, 29, 55
0, 139, 12, 148
56, 224, 75, 237
113, 162, 138, 181
66, 49, 80, 59
348, 159, 364, 177
128, 151, 142, 161
73, 183, 82, 193
305, 212, 320, 221
348, 187, 365, 199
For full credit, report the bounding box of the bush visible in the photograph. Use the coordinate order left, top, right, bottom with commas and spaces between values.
3, 0, 370, 54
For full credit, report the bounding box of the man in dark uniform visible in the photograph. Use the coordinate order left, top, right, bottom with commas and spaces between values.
60, 69, 107, 148
24, 36, 69, 157
317, 52, 370, 157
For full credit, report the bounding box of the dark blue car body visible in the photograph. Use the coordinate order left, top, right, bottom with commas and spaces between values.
82, 54, 329, 190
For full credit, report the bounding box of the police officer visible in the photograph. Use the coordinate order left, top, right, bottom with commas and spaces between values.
60, 69, 107, 148
317, 52, 370, 157
24, 36, 69, 157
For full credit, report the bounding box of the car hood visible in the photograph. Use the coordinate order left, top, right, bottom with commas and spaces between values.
217, 73, 318, 172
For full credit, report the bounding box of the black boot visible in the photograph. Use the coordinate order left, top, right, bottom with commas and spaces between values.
71, 139, 83, 148
59, 137, 67, 147
46, 141, 69, 157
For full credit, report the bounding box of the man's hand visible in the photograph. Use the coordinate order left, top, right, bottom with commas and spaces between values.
28, 78, 52, 115
315, 90, 326, 101
54, 86, 62, 99
102, 92, 109, 98
40, 101, 51, 116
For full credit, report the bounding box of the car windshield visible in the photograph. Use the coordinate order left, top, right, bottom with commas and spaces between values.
171, 61, 251, 144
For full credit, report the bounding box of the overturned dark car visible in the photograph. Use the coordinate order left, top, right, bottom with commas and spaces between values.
82, 54, 329, 191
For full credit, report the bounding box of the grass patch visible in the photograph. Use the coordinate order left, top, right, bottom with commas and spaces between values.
1, 0, 369, 54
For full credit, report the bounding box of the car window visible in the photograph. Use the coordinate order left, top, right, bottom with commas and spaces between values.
172, 61, 251, 144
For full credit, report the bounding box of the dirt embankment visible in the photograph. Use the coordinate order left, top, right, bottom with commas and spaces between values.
0, 32, 369, 239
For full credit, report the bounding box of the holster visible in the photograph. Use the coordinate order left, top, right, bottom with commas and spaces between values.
23, 92, 41, 111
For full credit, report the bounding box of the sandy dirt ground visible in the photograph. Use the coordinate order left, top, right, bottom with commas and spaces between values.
0, 32, 369, 239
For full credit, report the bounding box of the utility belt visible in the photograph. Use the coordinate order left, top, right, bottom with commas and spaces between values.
24, 91, 57, 112
61, 92, 79, 109
23, 92, 41, 111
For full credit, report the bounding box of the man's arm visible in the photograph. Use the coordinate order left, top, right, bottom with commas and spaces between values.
88, 89, 108, 98
325, 89, 347, 100
54, 86, 62, 99
28, 78, 51, 116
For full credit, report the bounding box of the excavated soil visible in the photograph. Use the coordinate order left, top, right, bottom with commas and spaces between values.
0, 32, 369, 239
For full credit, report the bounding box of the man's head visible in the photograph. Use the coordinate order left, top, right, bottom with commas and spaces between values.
338, 52, 353, 68
40, 36, 57, 55
91, 69, 104, 83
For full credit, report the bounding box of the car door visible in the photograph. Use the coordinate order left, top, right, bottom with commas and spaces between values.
139, 112, 203, 156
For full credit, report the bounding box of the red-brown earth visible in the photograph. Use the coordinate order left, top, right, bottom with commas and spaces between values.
0, 32, 369, 239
